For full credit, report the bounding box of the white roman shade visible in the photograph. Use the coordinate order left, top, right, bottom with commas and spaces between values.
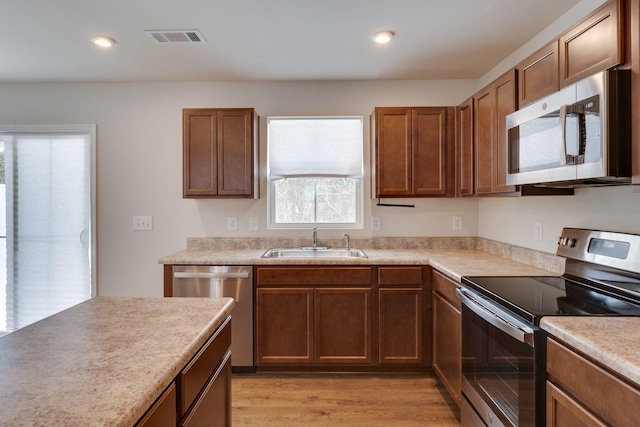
268, 117, 363, 179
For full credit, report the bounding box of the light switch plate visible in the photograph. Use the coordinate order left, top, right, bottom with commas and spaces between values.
133, 216, 153, 231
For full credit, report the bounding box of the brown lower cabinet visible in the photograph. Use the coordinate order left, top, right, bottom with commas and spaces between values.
255, 265, 431, 370
136, 316, 232, 427
546, 336, 640, 427
431, 270, 461, 407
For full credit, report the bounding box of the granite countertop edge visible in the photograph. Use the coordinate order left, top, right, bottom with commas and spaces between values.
540, 316, 640, 389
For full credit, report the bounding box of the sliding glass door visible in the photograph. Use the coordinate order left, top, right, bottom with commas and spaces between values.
0, 125, 96, 332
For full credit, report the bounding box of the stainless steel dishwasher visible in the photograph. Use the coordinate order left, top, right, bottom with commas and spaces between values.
172, 265, 254, 372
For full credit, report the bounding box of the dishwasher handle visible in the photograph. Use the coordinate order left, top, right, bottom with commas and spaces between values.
174, 271, 250, 280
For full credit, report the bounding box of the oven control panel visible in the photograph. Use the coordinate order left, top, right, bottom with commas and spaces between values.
557, 228, 640, 274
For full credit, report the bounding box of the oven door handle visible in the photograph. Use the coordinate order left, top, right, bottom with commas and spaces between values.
456, 288, 536, 347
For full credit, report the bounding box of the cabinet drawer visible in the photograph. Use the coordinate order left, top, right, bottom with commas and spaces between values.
378, 266, 423, 286
432, 270, 460, 309
136, 382, 177, 427
180, 351, 232, 427
256, 267, 372, 286
178, 316, 231, 417
547, 337, 640, 427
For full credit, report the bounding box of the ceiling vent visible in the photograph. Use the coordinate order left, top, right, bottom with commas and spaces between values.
145, 30, 206, 44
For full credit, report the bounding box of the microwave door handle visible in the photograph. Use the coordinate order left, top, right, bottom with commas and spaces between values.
456, 288, 535, 347
577, 109, 587, 164
559, 105, 568, 165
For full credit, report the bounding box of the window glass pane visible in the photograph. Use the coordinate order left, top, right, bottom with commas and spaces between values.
274, 178, 357, 224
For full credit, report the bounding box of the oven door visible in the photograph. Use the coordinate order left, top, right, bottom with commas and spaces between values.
457, 288, 545, 427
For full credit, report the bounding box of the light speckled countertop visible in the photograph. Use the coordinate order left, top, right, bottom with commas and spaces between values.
159, 248, 561, 281
540, 317, 640, 388
0, 296, 234, 427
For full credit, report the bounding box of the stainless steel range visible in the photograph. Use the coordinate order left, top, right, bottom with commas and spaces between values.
458, 228, 640, 427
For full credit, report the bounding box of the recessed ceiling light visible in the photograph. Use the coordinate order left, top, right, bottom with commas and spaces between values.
373, 31, 394, 44
92, 36, 116, 48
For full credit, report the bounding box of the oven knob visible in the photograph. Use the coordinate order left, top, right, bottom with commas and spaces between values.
567, 238, 577, 248
557, 237, 567, 246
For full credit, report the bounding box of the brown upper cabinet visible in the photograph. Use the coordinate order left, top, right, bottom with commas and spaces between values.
183, 108, 258, 198
517, 0, 624, 108
372, 107, 455, 198
456, 98, 474, 197
517, 41, 559, 108
633, 0, 640, 188
463, 69, 518, 196
559, 0, 623, 87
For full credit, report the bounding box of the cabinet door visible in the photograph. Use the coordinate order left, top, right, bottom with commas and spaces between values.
456, 98, 474, 197
315, 288, 372, 364
255, 288, 314, 364
633, 0, 640, 187
432, 291, 461, 406
217, 109, 254, 197
559, 0, 622, 87
546, 381, 607, 427
547, 338, 640, 426
180, 352, 232, 427
413, 107, 454, 196
517, 40, 559, 108
493, 69, 518, 194
183, 109, 218, 197
474, 88, 494, 194
378, 288, 423, 365
136, 383, 177, 427
374, 107, 412, 196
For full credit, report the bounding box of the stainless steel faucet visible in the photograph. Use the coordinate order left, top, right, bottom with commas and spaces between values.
343, 233, 350, 250
312, 228, 318, 248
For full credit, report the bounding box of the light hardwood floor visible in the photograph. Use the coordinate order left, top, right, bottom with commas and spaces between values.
232, 373, 460, 426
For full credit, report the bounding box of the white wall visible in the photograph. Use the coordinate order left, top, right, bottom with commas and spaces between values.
478, 186, 640, 254
0, 80, 478, 297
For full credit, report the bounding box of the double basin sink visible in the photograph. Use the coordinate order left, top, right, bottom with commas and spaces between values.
262, 247, 368, 259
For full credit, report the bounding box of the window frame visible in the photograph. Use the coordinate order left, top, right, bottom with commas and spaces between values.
266, 116, 364, 230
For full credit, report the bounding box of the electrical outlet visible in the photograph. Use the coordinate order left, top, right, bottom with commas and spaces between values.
249, 217, 259, 231
133, 216, 153, 231
534, 220, 543, 241
371, 216, 381, 231
228, 217, 238, 231
452, 215, 463, 230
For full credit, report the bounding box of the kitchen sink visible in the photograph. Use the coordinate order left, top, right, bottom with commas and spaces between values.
261, 247, 368, 259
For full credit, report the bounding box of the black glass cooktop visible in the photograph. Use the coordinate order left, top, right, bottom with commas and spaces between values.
460, 275, 640, 325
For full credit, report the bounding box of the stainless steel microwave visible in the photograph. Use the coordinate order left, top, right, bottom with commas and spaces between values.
506, 69, 631, 187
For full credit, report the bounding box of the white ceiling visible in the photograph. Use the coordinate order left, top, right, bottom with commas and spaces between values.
0, 0, 583, 83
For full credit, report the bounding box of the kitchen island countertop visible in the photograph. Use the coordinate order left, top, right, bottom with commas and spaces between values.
0, 296, 234, 427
